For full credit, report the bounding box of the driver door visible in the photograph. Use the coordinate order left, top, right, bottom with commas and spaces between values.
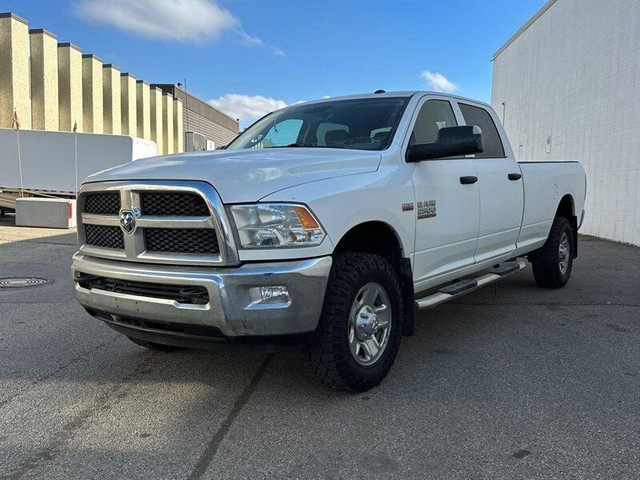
404, 97, 481, 287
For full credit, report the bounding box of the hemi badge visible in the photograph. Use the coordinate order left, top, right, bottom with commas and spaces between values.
402, 202, 414, 212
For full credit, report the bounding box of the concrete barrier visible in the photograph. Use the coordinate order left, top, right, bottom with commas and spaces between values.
15, 198, 76, 229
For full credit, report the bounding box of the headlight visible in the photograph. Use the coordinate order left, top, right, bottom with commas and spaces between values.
230, 203, 325, 248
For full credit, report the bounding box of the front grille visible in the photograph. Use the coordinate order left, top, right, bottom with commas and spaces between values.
85, 224, 124, 249
141, 192, 209, 216
79, 183, 229, 265
145, 228, 219, 254
77, 274, 209, 305
84, 192, 121, 215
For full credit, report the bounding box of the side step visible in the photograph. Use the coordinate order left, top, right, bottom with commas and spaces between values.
414, 259, 527, 310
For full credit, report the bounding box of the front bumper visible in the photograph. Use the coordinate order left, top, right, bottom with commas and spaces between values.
71, 253, 332, 349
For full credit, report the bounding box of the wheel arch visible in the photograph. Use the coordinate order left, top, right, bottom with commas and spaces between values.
556, 194, 576, 218
555, 194, 578, 259
333, 221, 415, 336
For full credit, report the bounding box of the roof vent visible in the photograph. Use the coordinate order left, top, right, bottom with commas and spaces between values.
374, 89, 386, 94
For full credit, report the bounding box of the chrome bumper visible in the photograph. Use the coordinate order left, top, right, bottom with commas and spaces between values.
71, 253, 332, 339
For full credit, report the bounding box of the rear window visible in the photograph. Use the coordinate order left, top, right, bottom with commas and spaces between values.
458, 103, 505, 158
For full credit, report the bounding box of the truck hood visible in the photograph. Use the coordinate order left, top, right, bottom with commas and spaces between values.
86, 148, 381, 203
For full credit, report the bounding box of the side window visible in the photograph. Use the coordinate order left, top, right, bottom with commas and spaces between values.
410, 100, 457, 146
458, 103, 505, 158
252, 119, 303, 148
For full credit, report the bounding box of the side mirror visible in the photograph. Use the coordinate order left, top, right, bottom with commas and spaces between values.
406, 125, 484, 162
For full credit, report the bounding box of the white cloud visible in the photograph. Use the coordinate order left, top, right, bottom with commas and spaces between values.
420, 71, 458, 93
237, 29, 286, 57
76, 0, 237, 43
76, 0, 284, 55
208, 94, 288, 124
270, 46, 286, 58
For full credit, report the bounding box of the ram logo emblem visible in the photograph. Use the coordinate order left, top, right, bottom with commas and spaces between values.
119, 210, 137, 234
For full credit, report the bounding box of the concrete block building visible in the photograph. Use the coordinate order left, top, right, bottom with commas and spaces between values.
149, 86, 163, 154
0, 13, 30, 129
120, 73, 137, 136
136, 80, 151, 141
492, 0, 640, 245
0, 12, 239, 155
57, 42, 83, 132
154, 84, 239, 149
102, 64, 121, 135
82, 54, 103, 133
29, 28, 58, 131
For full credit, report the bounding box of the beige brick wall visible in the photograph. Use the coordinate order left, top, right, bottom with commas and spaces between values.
162, 93, 174, 154
29, 29, 58, 131
150, 87, 163, 154
102, 64, 121, 134
121, 73, 137, 136
82, 54, 103, 133
0, 13, 31, 129
136, 80, 151, 140
57, 43, 83, 132
173, 98, 184, 153
1, 12, 235, 148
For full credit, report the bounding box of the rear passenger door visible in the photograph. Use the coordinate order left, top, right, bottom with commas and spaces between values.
405, 97, 480, 287
457, 102, 524, 263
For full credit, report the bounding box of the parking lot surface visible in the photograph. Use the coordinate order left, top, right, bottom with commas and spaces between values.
1, 217, 638, 479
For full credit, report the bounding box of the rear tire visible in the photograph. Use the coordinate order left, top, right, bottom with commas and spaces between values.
530, 216, 574, 289
127, 336, 177, 352
304, 252, 402, 392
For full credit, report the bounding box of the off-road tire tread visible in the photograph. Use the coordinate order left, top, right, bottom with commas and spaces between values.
530, 216, 573, 289
303, 252, 402, 392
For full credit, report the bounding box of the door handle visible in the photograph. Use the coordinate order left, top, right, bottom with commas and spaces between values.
460, 176, 478, 185
508, 173, 522, 180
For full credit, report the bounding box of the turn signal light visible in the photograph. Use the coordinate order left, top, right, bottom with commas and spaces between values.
293, 206, 320, 229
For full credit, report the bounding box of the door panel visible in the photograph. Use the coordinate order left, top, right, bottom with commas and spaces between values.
473, 158, 524, 262
457, 102, 523, 262
410, 160, 480, 283
405, 98, 480, 285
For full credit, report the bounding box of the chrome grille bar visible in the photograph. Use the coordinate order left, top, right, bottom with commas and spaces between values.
81, 214, 213, 229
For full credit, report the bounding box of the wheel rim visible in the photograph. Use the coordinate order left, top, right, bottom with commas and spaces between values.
558, 232, 570, 275
347, 282, 392, 366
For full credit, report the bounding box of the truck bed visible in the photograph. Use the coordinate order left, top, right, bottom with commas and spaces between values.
517, 161, 586, 253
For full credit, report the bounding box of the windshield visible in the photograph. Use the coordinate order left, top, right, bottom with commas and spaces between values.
226, 97, 410, 151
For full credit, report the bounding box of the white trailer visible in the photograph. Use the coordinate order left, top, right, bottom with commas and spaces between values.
0, 129, 156, 208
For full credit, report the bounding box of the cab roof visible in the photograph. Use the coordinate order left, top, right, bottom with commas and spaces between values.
297, 91, 493, 110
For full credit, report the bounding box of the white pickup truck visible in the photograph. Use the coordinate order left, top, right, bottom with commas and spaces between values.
72, 91, 586, 391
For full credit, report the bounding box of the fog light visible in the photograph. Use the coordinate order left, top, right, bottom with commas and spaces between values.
259, 286, 290, 304
248, 286, 291, 309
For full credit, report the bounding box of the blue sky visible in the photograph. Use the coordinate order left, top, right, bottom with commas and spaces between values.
3, 0, 544, 125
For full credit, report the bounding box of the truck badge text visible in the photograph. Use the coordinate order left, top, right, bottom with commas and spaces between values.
417, 200, 437, 219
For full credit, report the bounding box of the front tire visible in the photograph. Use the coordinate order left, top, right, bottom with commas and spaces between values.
304, 252, 402, 392
530, 216, 574, 289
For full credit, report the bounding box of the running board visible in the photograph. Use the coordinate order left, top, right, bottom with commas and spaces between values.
414, 259, 527, 310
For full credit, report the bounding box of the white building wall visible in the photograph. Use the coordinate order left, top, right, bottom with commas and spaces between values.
492, 0, 640, 245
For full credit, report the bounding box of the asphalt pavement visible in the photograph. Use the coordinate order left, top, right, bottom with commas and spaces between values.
1, 216, 638, 479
